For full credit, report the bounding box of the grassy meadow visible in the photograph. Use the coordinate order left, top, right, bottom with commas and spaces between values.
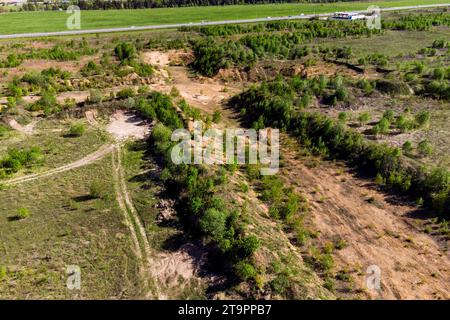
0, 0, 449, 35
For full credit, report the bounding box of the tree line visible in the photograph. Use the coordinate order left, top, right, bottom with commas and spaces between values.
21, 1, 359, 11
230, 76, 450, 216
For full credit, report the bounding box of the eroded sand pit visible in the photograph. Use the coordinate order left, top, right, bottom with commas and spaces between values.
106, 110, 150, 141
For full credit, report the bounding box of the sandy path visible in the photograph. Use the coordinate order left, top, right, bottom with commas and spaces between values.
280, 138, 450, 299
113, 144, 206, 299
3, 144, 114, 186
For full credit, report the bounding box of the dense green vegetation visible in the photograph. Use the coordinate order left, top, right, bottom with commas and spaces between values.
130, 92, 261, 284
190, 20, 381, 76
230, 76, 450, 215
189, 12, 450, 77
0, 147, 43, 178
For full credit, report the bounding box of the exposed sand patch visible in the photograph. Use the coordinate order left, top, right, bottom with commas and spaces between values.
7, 119, 36, 135
106, 110, 150, 141
280, 137, 450, 300
142, 50, 192, 68
150, 243, 207, 285
85, 109, 98, 125
142, 51, 170, 68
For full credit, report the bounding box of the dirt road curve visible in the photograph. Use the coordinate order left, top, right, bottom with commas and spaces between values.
3, 144, 115, 186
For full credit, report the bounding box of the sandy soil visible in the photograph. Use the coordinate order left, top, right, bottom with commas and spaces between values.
7, 118, 36, 135
106, 110, 150, 141
280, 138, 450, 300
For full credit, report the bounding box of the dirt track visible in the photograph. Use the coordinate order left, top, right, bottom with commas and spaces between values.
3, 144, 115, 186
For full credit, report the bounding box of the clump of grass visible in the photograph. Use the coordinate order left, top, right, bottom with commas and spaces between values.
67, 122, 86, 137
15, 207, 31, 220
89, 180, 108, 199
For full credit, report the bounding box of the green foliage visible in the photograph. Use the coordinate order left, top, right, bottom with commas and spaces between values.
358, 112, 371, 126
0, 147, 42, 177
402, 141, 413, 155
233, 77, 450, 215
15, 207, 31, 220
338, 112, 348, 123
199, 208, 228, 240
81, 60, 101, 76
418, 139, 433, 156
135, 92, 183, 129
89, 89, 103, 104
375, 79, 411, 96
89, 180, 108, 199
234, 261, 257, 281
372, 117, 390, 135
414, 110, 431, 128
68, 122, 86, 137
190, 19, 380, 76
114, 42, 136, 62
237, 235, 260, 258
212, 110, 222, 123
0, 123, 9, 137
116, 88, 135, 99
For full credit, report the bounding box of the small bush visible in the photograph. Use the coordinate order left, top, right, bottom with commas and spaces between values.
415, 111, 431, 128
16, 207, 31, 220
338, 112, 348, 122
116, 88, 135, 99
88, 89, 103, 104
90, 180, 108, 199
358, 112, 371, 126
418, 140, 433, 156
199, 208, 227, 240
68, 122, 86, 137
402, 141, 413, 155
234, 261, 257, 281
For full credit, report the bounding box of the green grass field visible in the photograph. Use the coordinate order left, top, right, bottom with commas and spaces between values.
0, 154, 141, 299
0, 0, 448, 35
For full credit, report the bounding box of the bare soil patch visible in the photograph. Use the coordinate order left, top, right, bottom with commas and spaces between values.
280, 138, 450, 300
106, 110, 150, 141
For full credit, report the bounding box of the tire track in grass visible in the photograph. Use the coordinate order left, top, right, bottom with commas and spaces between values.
113, 144, 166, 298
3, 144, 115, 186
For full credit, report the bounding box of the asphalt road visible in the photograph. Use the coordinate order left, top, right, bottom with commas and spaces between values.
0, 3, 449, 39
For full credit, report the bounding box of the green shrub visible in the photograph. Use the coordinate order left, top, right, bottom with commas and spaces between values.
432, 68, 445, 80
212, 110, 222, 123
114, 42, 136, 62
415, 111, 431, 128
338, 112, 348, 122
418, 140, 433, 156
376, 79, 411, 96
116, 88, 135, 99
0, 124, 9, 137
90, 180, 107, 199
358, 112, 371, 126
402, 141, 413, 155
383, 109, 395, 122
234, 261, 257, 281
199, 208, 227, 240
396, 114, 413, 132
89, 89, 103, 104
238, 235, 260, 258
16, 207, 31, 220
373, 117, 390, 135
68, 122, 86, 137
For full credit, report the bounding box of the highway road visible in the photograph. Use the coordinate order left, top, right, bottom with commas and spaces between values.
0, 3, 449, 39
